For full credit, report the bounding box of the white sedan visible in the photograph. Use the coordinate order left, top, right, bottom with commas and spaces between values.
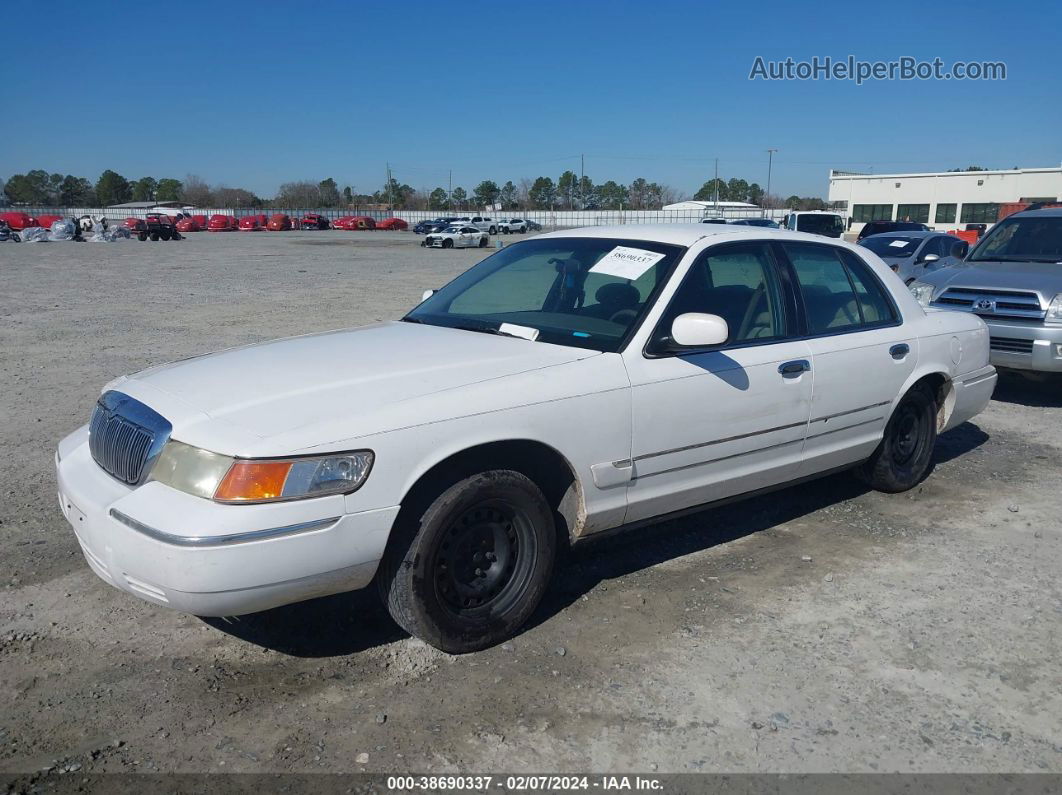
423, 225, 489, 249
56, 225, 996, 652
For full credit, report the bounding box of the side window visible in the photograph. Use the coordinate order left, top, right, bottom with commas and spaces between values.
785, 243, 898, 333
841, 251, 897, 326
784, 243, 863, 333
656, 243, 787, 347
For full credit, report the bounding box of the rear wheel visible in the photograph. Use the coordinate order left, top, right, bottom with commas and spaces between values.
378, 470, 556, 653
488, 226, 497, 235
857, 383, 937, 492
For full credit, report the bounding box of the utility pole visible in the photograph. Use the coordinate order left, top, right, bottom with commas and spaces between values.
386, 162, 393, 210
448, 170, 452, 212
713, 158, 719, 215
580, 153, 584, 210
765, 148, 778, 218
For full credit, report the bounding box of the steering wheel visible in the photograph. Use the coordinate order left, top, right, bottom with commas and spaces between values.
609, 308, 639, 325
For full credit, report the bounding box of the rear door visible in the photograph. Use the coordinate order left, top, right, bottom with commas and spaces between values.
622, 240, 813, 523
776, 241, 916, 475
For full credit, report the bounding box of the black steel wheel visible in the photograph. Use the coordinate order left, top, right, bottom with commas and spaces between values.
378, 470, 556, 653
857, 383, 938, 492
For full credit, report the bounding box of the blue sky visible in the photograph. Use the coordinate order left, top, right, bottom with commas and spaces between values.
4, 0, 1059, 199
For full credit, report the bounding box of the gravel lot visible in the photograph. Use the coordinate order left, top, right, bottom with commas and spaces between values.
1, 230, 1060, 778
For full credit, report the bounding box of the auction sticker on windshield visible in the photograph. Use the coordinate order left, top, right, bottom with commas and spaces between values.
589, 246, 667, 280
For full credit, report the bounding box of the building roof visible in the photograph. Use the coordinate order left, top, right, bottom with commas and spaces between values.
829, 166, 1062, 181
107, 201, 188, 209
662, 200, 759, 210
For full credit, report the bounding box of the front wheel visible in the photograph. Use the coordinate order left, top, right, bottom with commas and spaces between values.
378, 470, 557, 653
478, 236, 488, 247
856, 383, 937, 493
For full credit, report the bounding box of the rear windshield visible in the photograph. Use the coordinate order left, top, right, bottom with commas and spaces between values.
859, 236, 920, 257
970, 216, 1062, 263
797, 215, 844, 235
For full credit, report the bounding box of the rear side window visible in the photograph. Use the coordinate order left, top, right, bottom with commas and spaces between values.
783, 243, 896, 334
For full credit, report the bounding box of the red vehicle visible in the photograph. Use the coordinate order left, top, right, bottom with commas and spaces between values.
376, 217, 408, 231
208, 214, 238, 231
238, 216, 264, 231
334, 215, 376, 230
36, 214, 64, 229
267, 213, 291, 231
301, 213, 330, 230
176, 216, 204, 232
0, 212, 40, 230
123, 214, 181, 241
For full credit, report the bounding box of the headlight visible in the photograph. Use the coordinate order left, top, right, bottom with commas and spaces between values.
908, 281, 936, 307
1046, 293, 1062, 326
150, 441, 373, 503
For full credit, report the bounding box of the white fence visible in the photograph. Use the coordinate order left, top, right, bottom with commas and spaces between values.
6, 206, 789, 228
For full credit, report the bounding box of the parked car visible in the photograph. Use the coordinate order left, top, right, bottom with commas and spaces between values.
524, 219, 543, 232
377, 217, 408, 231
334, 216, 376, 230
238, 216, 264, 231
207, 214, 238, 232
36, 214, 64, 229
910, 207, 1062, 375
783, 211, 846, 238
964, 223, 989, 238
56, 224, 995, 652
452, 215, 498, 235
498, 219, 529, 234
0, 212, 39, 230
423, 225, 489, 248
176, 217, 203, 233
267, 213, 291, 231
858, 231, 967, 284
414, 218, 452, 234
301, 213, 330, 230
125, 214, 182, 241
700, 218, 728, 224
856, 220, 931, 242
729, 218, 780, 228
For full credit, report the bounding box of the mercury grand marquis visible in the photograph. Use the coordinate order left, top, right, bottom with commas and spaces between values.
56, 225, 997, 652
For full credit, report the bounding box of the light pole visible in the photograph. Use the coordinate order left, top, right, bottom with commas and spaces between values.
765, 148, 778, 219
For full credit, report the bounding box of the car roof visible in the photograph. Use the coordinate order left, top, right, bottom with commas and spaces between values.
1015, 207, 1062, 217
536, 223, 844, 247
862, 230, 940, 239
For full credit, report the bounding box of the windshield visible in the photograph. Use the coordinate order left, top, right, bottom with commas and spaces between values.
970, 216, 1062, 262
860, 235, 920, 257
443, 226, 462, 233
405, 237, 686, 352
797, 214, 844, 235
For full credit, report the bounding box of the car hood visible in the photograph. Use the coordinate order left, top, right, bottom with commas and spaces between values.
922, 259, 1062, 297
113, 321, 599, 454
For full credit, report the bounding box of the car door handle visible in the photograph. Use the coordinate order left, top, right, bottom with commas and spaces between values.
778, 360, 811, 377
890, 343, 910, 360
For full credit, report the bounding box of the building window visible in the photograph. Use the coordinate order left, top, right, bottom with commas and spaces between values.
852, 204, 893, 222
896, 204, 929, 223
960, 203, 999, 224
935, 203, 957, 224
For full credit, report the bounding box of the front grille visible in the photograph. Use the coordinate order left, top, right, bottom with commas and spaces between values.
88, 392, 172, 485
989, 336, 1035, 354
932, 287, 1044, 320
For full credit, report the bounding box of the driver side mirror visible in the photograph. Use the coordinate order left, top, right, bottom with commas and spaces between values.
921, 253, 940, 264
670, 313, 729, 348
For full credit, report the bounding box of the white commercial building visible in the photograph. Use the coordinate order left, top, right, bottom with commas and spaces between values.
828, 166, 1062, 233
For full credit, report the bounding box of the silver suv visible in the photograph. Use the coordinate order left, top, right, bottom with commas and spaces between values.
909, 207, 1062, 373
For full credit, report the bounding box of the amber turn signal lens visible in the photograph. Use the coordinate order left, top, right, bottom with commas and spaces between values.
214, 460, 292, 502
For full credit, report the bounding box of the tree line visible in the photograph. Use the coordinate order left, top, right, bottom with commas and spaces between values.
2, 167, 829, 211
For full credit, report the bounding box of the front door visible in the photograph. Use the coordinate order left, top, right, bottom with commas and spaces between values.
622, 241, 814, 524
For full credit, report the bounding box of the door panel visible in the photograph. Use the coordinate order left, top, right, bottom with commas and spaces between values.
624, 342, 813, 523
781, 242, 916, 475
622, 240, 812, 524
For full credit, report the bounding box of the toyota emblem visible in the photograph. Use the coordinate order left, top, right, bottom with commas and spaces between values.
974, 298, 995, 312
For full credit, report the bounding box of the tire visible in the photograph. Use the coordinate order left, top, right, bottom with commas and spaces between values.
488, 226, 497, 235
149, 232, 159, 241
160, 229, 171, 241
856, 383, 937, 493
478, 237, 488, 247
378, 470, 556, 653
138, 232, 147, 241
442, 238, 454, 249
